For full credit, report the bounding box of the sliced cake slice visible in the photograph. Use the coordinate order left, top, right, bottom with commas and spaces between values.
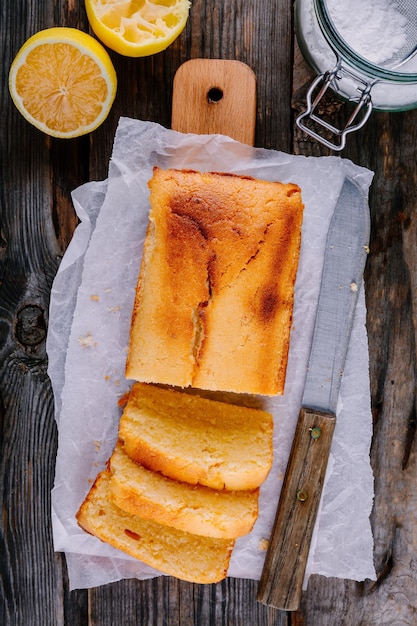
118, 382, 274, 491
76, 468, 234, 584
109, 442, 259, 538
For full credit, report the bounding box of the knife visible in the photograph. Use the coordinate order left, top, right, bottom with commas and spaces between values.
257, 177, 371, 610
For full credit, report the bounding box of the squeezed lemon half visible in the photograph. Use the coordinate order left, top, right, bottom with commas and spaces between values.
84, 0, 191, 57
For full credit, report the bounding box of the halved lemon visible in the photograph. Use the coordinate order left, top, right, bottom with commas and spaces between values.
85, 0, 191, 57
9, 27, 117, 139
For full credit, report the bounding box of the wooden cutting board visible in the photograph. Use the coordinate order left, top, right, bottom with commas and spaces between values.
171, 58, 256, 145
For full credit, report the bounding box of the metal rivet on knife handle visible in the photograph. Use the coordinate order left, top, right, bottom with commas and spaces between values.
297, 489, 308, 502
310, 426, 321, 439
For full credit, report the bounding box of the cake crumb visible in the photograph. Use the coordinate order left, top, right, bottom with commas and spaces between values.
118, 391, 130, 408
259, 538, 269, 551
90, 294, 99, 301
78, 333, 97, 348
350, 282, 358, 292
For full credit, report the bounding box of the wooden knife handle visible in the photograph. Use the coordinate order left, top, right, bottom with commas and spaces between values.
257, 407, 336, 610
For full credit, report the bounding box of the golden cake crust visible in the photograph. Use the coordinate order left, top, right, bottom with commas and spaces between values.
108, 442, 259, 538
118, 382, 274, 491
125, 167, 304, 395
76, 469, 234, 584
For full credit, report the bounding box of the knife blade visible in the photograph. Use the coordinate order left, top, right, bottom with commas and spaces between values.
257, 177, 371, 610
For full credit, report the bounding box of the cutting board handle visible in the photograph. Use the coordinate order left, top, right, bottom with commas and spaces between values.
171, 59, 256, 145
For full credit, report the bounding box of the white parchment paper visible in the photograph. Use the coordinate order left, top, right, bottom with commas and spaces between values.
47, 117, 376, 590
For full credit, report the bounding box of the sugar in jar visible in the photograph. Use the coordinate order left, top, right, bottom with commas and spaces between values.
295, 0, 417, 149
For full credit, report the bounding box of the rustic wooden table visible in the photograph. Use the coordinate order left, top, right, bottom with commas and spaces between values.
2, 1, 417, 624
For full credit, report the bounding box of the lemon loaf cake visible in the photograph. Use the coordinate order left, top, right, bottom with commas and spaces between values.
125, 167, 304, 396
76, 468, 234, 584
109, 442, 259, 538
118, 382, 274, 491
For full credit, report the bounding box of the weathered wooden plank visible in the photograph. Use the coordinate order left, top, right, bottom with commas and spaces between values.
1, 0, 294, 623
87, 0, 294, 179
88, 577, 288, 626
11, 0, 416, 624
292, 44, 417, 625
85, 1, 294, 623
0, 1, 90, 624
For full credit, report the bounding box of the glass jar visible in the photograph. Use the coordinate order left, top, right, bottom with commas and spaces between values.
295, 0, 417, 149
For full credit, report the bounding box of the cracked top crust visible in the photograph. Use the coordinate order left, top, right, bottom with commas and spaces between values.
125, 167, 304, 395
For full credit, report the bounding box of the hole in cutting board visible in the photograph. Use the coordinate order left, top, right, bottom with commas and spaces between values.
207, 87, 223, 103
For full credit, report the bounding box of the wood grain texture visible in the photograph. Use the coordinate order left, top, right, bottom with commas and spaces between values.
292, 40, 417, 626
172, 59, 256, 144
1, 1, 293, 625
88, 578, 288, 626
258, 409, 336, 610
2, 0, 417, 623
1, 2, 93, 625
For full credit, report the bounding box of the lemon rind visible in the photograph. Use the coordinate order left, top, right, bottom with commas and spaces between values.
8, 27, 117, 139
85, 0, 191, 57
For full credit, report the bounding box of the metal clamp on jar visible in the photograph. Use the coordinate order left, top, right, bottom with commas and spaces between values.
295, 0, 417, 150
